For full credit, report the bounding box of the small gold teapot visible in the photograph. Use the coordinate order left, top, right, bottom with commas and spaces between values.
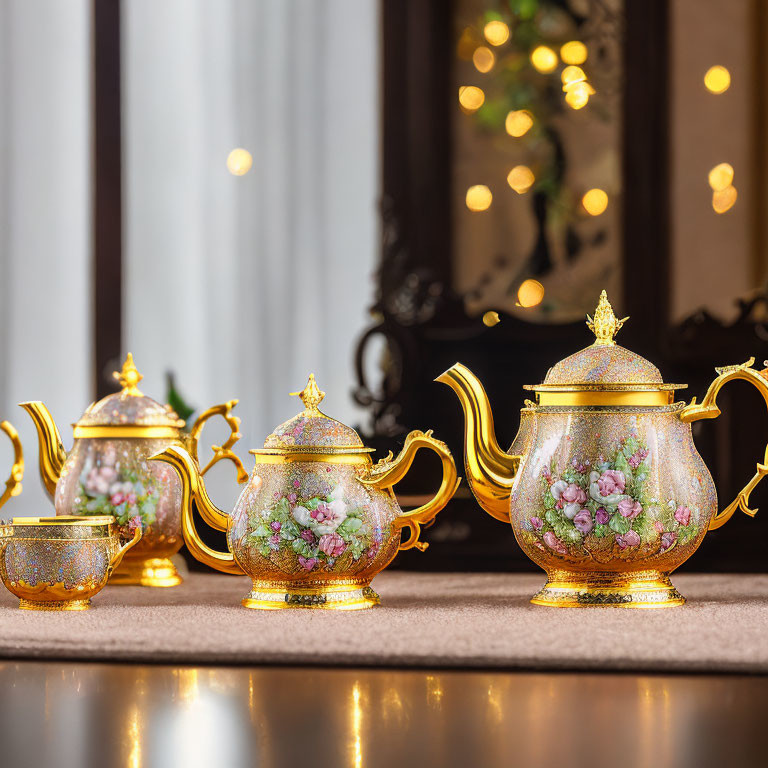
152, 374, 459, 610
439, 290, 768, 608
0, 421, 24, 510
20, 354, 247, 587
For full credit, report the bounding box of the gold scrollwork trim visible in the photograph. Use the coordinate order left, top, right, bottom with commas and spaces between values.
73, 426, 181, 439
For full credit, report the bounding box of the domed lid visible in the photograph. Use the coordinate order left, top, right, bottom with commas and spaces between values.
256, 374, 373, 455
74, 354, 185, 430
525, 291, 685, 402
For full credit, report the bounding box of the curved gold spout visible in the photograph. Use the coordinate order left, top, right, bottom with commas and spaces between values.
150, 445, 243, 575
18, 402, 66, 498
435, 363, 519, 522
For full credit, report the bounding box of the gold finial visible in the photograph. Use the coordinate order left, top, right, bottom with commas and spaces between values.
586, 290, 629, 346
290, 374, 326, 414
113, 353, 144, 396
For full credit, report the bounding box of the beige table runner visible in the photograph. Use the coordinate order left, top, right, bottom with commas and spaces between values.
0, 571, 766, 673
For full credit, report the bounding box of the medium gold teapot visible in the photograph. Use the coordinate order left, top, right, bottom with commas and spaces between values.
439, 291, 768, 608
20, 354, 247, 587
152, 374, 459, 610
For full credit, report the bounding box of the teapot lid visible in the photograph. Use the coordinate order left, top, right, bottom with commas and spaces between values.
74, 354, 185, 433
525, 291, 686, 404
255, 374, 373, 455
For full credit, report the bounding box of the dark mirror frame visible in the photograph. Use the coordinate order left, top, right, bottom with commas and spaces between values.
360, 0, 768, 572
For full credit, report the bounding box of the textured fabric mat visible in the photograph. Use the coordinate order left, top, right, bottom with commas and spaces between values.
0, 571, 766, 673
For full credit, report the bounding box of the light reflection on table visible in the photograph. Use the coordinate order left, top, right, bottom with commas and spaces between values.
0, 661, 765, 768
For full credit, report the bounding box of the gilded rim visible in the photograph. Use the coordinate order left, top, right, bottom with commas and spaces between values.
73, 426, 182, 439
249, 451, 374, 464
18, 598, 92, 611
531, 571, 685, 609
242, 582, 380, 610
11, 515, 115, 527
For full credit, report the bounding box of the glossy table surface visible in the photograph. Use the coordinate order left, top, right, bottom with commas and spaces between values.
0, 661, 765, 768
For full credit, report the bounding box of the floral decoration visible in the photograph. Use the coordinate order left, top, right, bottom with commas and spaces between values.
72, 444, 158, 530
524, 430, 698, 558
249, 483, 383, 572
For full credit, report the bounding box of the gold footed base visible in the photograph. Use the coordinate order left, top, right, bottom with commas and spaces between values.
108, 557, 182, 587
19, 598, 91, 611
242, 582, 380, 610
531, 569, 685, 609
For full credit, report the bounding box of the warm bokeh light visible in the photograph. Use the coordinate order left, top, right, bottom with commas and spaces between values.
466, 185, 493, 211
507, 165, 535, 194
708, 162, 734, 191
517, 279, 545, 307
458, 85, 485, 112
530, 46, 558, 74
473, 46, 496, 73
582, 188, 609, 216
226, 148, 253, 176
704, 65, 731, 94
712, 185, 737, 213
560, 41, 588, 65
483, 20, 510, 47
482, 310, 500, 327
565, 81, 592, 109
561, 65, 587, 89
505, 109, 534, 137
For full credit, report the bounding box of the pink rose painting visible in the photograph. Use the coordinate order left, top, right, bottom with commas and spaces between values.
618, 498, 642, 520
597, 470, 626, 497
531, 436, 698, 559
616, 530, 641, 549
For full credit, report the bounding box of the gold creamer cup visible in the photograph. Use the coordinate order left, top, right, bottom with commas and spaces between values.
0, 515, 141, 610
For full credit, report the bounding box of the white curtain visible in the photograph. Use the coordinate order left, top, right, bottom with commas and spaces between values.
123, 0, 380, 503
0, 1, 92, 517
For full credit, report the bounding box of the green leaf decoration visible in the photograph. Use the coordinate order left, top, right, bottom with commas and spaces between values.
273, 498, 291, 522
609, 514, 631, 534
338, 516, 363, 535
291, 538, 313, 557
280, 520, 299, 539
348, 539, 365, 559
259, 544, 272, 558
593, 523, 609, 538
305, 498, 322, 511
253, 523, 271, 538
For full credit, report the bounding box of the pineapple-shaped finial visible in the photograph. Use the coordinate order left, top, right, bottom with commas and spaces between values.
113, 353, 144, 396
586, 291, 629, 346
290, 374, 326, 414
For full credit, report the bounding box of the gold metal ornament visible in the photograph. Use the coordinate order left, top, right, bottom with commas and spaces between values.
0, 420, 24, 509
19, 353, 246, 587
438, 290, 762, 609
151, 374, 460, 610
0, 515, 141, 610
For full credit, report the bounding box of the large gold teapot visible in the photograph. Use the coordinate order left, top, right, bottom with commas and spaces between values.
439, 291, 768, 608
152, 374, 459, 610
20, 354, 247, 587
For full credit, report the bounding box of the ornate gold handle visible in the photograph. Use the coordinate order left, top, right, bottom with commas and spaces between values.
0, 421, 23, 510
108, 525, 143, 576
188, 400, 248, 484
680, 358, 768, 530
359, 430, 460, 551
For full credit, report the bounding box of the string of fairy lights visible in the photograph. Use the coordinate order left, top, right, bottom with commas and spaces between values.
459, 17, 608, 221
